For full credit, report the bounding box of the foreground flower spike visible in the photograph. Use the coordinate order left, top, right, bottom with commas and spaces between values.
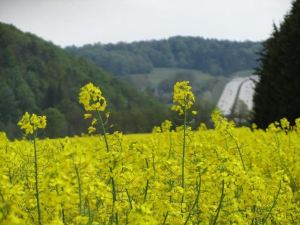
79, 83, 119, 223
171, 81, 196, 197
171, 81, 195, 115
79, 83, 109, 134
79, 82, 107, 112
18, 112, 47, 135
17, 112, 47, 225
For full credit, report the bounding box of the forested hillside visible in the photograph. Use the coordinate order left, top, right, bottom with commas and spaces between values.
0, 23, 170, 138
66, 36, 261, 76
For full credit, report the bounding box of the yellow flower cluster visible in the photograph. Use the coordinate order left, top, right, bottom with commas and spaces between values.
79, 83, 110, 134
79, 82, 107, 112
2, 82, 300, 224
171, 81, 195, 115
1, 116, 300, 224
17, 112, 47, 135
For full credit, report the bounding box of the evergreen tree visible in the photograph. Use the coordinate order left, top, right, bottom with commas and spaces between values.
253, 0, 300, 127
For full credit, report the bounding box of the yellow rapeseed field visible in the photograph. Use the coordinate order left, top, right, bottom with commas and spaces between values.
0, 82, 300, 224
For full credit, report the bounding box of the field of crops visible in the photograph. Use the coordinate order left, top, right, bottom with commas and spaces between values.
1, 82, 300, 224
1, 116, 300, 224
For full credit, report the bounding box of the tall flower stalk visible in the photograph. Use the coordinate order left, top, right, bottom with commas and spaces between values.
79, 82, 118, 224
171, 81, 195, 190
18, 112, 47, 225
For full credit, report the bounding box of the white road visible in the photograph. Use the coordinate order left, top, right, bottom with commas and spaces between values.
217, 75, 259, 116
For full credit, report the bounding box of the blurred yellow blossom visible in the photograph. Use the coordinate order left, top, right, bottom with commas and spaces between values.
79, 82, 107, 112
171, 81, 195, 115
18, 112, 47, 135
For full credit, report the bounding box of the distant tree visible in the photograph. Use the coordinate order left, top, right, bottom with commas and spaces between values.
66, 36, 261, 76
253, 0, 300, 127
0, 48, 17, 67
0, 82, 18, 121
44, 108, 68, 138
15, 80, 37, 111
0, 22, 171, 138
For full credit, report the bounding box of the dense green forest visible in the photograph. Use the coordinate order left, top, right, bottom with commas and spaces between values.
66, 36, 261, 76
253, 0, 300, 127
0, 23, 170, 138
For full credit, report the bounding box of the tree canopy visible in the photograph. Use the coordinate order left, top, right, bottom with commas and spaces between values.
66, 36, 261, 76
0, 23, 170, 138
253, 0, 300, 127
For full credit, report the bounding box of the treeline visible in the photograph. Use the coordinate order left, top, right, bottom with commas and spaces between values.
253, 0, 300, 128
66, 36, 261, 76
0, 23, 170, 138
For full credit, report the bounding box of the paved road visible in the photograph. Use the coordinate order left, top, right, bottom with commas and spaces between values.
217, 75, 259, 116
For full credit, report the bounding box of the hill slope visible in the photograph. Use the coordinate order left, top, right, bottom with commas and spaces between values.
0, 23, 169, 138
66, 36, 261, 76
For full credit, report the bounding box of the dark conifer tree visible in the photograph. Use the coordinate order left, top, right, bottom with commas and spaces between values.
253, 0, 300, 127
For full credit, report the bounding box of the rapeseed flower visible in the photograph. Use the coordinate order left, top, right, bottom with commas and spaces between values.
18, 112, 47, 135
4, 83, 300, 225
171, 81, 195, 115
79, 82, 106, 112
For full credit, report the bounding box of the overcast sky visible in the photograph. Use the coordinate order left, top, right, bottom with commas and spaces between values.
0, 0, 294, 47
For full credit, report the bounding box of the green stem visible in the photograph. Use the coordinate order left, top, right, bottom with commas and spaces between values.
184, 174, 202, 225
144, 159, 149, 202
161, 211, 169, 225
8, 168, 12, 184
250, 208, 255, 225
227, 131, 246, 171
262, 181, 281, 225
86, 199, 93, 225
0, 190, 4, 202
151, 148, 156, 177
180, 105, 187, 205
115, 212, 119, 225
110, 173, 117, 203
74, 165, 82, 215
125, 211, 129, 225
144, 180, 149, 202
96, 110, 110, 153
125, 189, 132, 209
96, 110, 118, 225
211, 180, 225, 225
33, 134, 42, 225
61, 207, 66, 225
182, 106, 187, 189
109, 168, 118, 225
55, 185, 66, 224
168, 132, 172, 159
